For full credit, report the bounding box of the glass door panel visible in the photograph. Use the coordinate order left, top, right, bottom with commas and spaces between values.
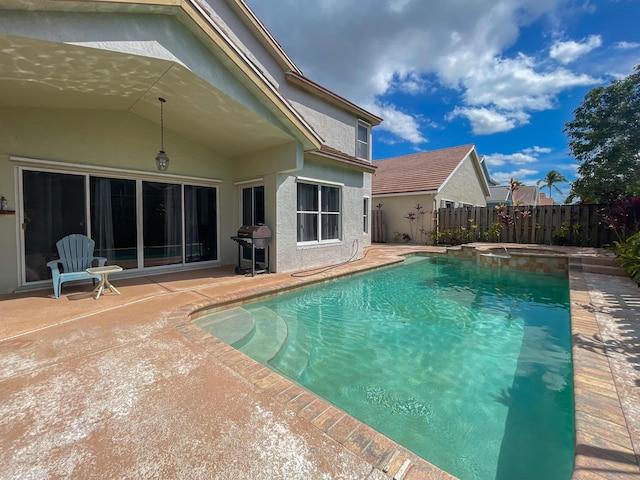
143, 181, 182, 267
22, 170, 86, 282
241, 186, 265, 262
185, 185, 217, 263
90, 177, 137, 270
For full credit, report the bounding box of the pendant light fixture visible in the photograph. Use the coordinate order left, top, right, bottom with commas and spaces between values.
155, 97, 170, 171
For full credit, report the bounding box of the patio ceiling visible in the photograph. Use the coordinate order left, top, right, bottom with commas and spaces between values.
0, 33, 296, 158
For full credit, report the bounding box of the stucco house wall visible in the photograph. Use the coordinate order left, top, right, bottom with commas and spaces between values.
286, 98, 360, 159
275, 158, 366, 272
376, 194, 437, 244
436, 154, 488, 208
0, 0, 379, 294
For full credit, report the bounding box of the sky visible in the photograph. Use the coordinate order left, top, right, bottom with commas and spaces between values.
246, 0, 640, 203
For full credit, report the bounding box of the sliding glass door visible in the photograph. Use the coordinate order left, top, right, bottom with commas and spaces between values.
143, 181, 183, 268
241, 185, 265, 262
22, 171, 86, 282
185, 185, 217, 263
90, 177, 137, 270
20, 168, 219, 285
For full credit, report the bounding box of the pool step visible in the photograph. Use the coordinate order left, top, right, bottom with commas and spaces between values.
193, 307, 254, 345
236, 306, 288, 364
271, 313, 312, 380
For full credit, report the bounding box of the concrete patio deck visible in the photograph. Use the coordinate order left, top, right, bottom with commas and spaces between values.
0, 245, 638, 479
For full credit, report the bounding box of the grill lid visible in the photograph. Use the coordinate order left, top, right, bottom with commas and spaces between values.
236, 224, 272, 238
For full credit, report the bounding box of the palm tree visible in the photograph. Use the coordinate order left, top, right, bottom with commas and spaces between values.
537, 170, 568, 198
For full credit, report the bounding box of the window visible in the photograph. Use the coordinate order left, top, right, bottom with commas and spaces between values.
357, 121, 370, 160
297, 182, 341, 243
363, 197, 369, 234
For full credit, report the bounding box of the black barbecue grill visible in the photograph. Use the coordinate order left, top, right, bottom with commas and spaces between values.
231, 224, 272, 276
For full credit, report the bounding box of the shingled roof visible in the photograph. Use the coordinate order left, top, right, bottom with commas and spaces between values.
372, 144, 476, 195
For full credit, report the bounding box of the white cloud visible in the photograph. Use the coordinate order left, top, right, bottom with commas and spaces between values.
549, 35, 602, 64
246, 0, 601, 143
370, 102, 427, 144
614, 41, 640, 50
492, 169, 539, 185
523, 146, 552, 154
449, 107, 530, 135
484, 146, 555, 184
460, 55, 598, 111
484, 152, 538, 166
559, 163, 579, 173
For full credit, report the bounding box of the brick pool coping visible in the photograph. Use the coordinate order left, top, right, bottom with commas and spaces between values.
170, 245, 640, 480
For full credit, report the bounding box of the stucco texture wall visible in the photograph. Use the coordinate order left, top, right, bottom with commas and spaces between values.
374, 195, 436, 245
275, 159, 366, 273
0, 107, 236, 293
436, 155, 487, 207
288, 99, 356, 157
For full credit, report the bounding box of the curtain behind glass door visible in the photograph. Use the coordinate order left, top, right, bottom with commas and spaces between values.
143, 181, 182, 267
90, 177, 137, 270
185, 185, 217, 263
22, 170, 86, 282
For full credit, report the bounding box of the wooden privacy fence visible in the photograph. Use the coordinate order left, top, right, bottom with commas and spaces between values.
436, 204, 617, 247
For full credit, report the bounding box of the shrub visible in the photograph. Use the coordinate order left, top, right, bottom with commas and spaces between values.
614, 231, 640, 284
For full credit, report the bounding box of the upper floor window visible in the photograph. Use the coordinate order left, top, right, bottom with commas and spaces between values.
357, 121, 370, 160
297, 182, 341, 243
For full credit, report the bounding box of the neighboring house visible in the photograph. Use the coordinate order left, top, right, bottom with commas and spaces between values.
486, 186, 513, 207
479, 155, 500, 187
513, 186, 540, 206
538, 192, 555, 205
0, 0, 382, 294
372, 145, 490, 243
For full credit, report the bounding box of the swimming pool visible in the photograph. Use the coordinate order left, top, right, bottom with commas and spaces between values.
196, 256, 574, 480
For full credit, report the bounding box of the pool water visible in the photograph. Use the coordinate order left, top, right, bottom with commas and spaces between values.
201, 256, 574, 480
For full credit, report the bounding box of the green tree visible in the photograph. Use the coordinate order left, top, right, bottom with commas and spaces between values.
564, 65, 640, 203
537, 170, 568, 199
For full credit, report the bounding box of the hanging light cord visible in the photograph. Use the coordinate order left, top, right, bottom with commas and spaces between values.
159, 97, 166, 151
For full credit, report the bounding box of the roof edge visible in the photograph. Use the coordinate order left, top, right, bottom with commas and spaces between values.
182, 0, 323, 149
285, 71, 383, 126
372, 190, 438, 197
307, 145, 377, 173
224, 0, 302, 75
437, 145, 490, 197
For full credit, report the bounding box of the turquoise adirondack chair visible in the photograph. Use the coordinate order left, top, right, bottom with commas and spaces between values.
46, 234, 107, 298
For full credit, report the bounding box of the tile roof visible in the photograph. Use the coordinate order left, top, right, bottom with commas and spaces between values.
372, 144, 475, 195
513, 186, 539, 205
487, 186, 512, 204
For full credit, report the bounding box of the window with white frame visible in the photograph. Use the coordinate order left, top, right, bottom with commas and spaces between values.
297, 182, 341, 243
356, 121, 370, 160
363, 197, 369, 233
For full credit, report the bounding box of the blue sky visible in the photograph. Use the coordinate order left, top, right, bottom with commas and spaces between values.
246, 0, 639, 202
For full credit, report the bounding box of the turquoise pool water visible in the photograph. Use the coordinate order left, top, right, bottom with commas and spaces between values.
199, 256, 574, 480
